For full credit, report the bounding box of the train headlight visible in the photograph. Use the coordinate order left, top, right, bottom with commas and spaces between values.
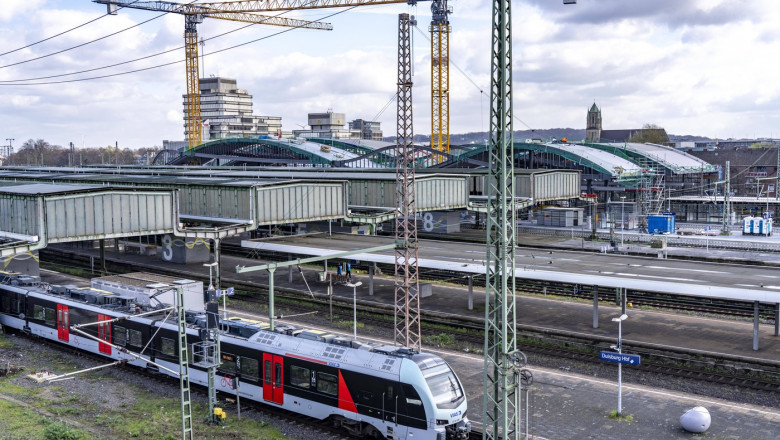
436, 419, 448, 425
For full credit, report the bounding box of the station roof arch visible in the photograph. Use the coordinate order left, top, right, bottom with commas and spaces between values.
587, 142, 717, 174
163, 137, 383, 168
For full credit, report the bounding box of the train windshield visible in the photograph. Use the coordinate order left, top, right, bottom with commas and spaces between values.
424, 364, 464, 408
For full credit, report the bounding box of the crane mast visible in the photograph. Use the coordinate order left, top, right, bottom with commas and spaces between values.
184, 15, 203, 150
430, 0, 449, 155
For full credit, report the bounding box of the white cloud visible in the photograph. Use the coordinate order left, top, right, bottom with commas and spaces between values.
2, 1, 780, 148
0, 0, 46, 22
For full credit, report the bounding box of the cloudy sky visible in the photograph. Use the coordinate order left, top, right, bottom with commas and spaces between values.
2, 0, 780, 149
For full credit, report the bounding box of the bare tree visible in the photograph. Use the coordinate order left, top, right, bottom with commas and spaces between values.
628, 123, 669, 144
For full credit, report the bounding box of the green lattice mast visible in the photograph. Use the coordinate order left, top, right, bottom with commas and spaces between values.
482, 0, 521, 438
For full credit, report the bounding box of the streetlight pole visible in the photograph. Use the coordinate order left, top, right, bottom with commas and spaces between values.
611, 313, 628, 416
346, 281, 362, 340
620, 196, 626, 245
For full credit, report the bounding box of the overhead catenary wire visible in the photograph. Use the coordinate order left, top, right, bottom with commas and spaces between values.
370, 92, 398, 123
0, 5, 358, 87
0, 1, 207, 70
0, 0, 144, 58
0, 12, 169, 70
0, 19, 264, 83
412, 23, 535, 133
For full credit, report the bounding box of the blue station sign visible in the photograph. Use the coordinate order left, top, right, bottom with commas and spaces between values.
600, 351, 641, 366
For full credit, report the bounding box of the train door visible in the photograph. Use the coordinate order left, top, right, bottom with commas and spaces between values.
56, 304, 69, 342
262, 353, 283, 405
97, 314, 112, 355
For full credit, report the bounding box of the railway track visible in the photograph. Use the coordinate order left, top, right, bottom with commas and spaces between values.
38, 247, 780, 395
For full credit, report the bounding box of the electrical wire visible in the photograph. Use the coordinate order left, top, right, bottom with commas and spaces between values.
0, 0, 143, 58
0, 5, 357, 86
371, 92, 398, 123
0, 11, 169, 70
0, 1, 207, 70
412, 24, 535, 132
0, 20, 263, 83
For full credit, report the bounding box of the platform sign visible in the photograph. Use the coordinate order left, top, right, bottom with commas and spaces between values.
600, 351, 641, 366
227, 287, 235, 296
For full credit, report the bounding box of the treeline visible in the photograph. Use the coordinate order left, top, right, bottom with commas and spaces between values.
4, 139, 161, 166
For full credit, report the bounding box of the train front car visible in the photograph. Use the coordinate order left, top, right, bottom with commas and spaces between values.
403, 353, 470, 440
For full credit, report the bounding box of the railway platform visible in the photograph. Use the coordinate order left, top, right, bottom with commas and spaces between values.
44, 243, 780, 439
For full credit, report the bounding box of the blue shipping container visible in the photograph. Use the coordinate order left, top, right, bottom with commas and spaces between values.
648, 215, 675, 234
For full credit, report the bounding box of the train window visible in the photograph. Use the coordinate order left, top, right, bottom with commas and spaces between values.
402, 384, 422, 406
44, 308, 55, 326
114, 326, 127, 346
290, 365, 310, 389
264, 360, 272, 385
128, 329, 143, 347
240, 357, 259, 382
219, 353, 237, 374
424, 365, 464, 408
1, 294, 10, 313
160, 337, 176, 357
316, 372, 337, 396
31, 305, 56, 325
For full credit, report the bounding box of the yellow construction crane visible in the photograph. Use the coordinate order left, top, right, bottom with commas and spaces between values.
196, 1, 451, 154
430, 0, 450, 155
95, 1, 333, 150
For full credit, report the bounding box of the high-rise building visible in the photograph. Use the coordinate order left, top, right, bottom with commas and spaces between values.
292, 111, 381, 139
183, 77, 282, 141
349, 119, 383, 140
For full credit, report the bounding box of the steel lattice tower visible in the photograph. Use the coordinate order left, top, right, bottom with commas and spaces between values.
430, 1, 450, 155
483, 0, 522, 438
394, 13, 421, 350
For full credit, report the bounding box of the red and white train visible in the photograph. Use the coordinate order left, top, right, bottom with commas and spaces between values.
0, 273, 470, 440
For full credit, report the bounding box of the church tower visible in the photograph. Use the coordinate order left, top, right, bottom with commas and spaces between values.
585, 102, 602, 142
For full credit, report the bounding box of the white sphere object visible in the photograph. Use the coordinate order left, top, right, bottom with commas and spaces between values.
680, 406, 711, 433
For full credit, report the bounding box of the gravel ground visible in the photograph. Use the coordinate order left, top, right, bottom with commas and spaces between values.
0, 330, 341, 440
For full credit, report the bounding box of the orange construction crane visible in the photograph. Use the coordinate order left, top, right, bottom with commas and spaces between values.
95, 1, 332, 150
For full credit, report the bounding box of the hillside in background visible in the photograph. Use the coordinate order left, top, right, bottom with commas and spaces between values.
386, 128, 587, 145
